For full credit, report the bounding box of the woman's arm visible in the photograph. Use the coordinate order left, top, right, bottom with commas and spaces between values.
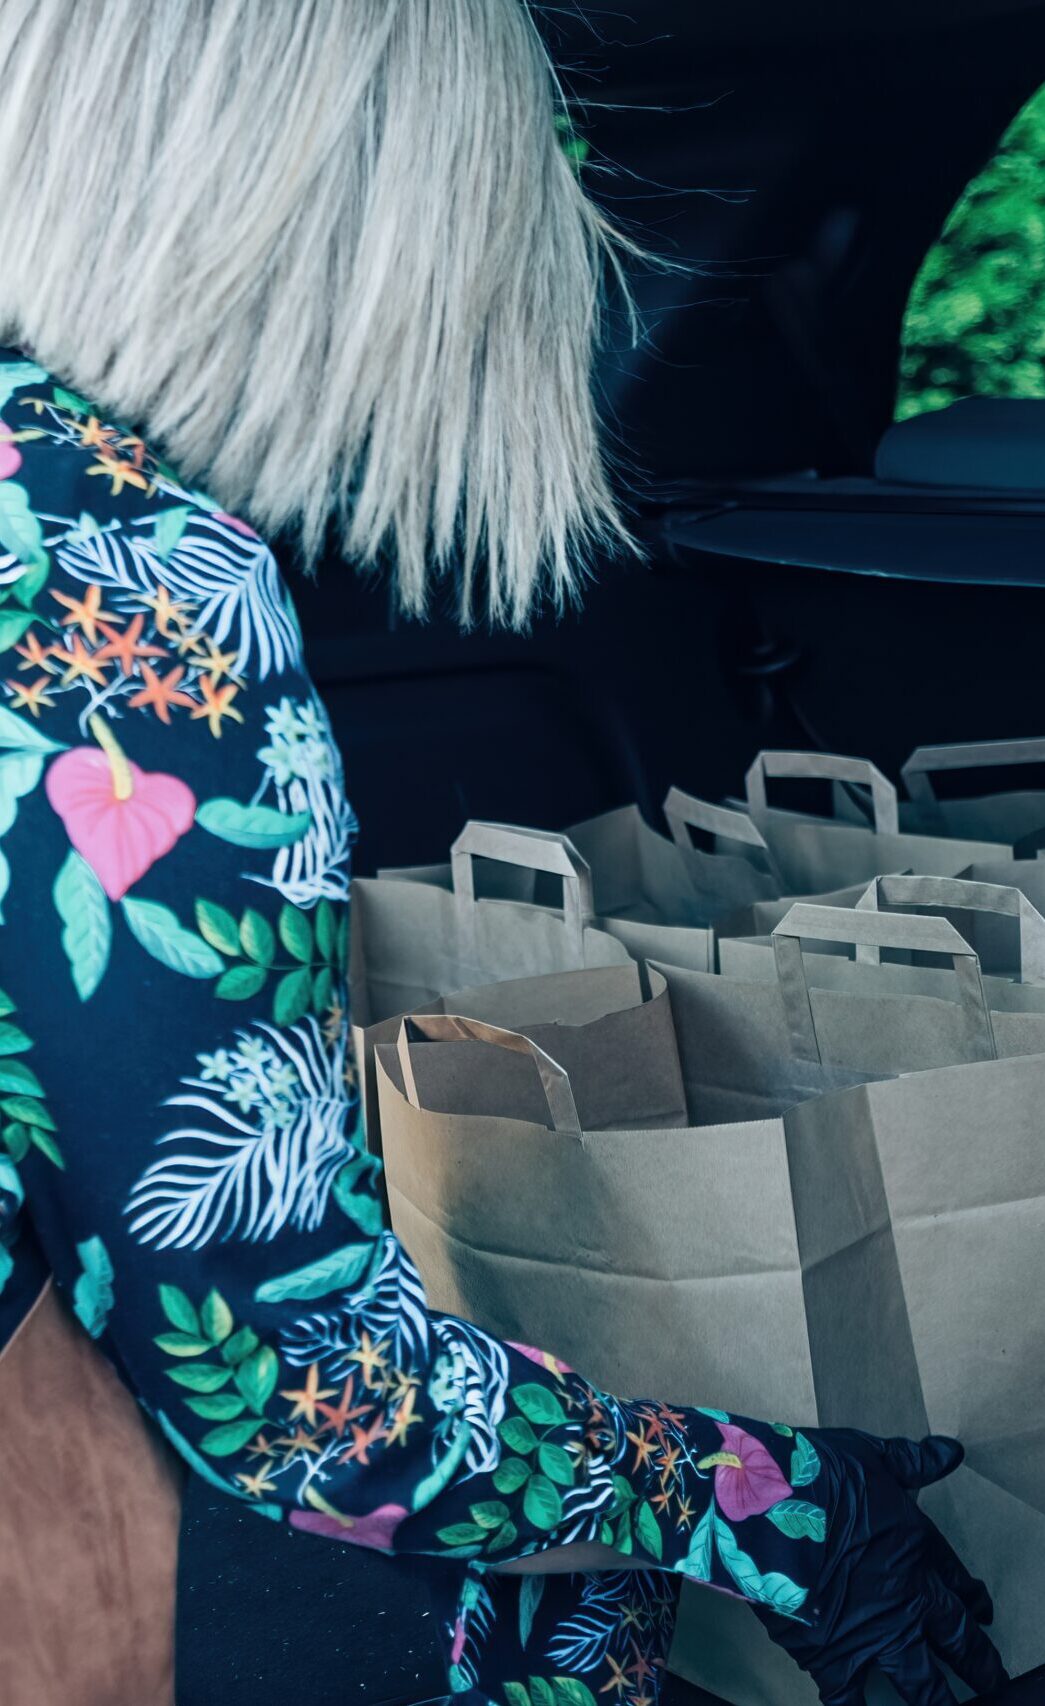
0, 374, 1006, 1699
0, 438, 818, 1600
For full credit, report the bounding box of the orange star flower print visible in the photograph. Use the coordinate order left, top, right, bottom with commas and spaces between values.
0, 353, 826, 1703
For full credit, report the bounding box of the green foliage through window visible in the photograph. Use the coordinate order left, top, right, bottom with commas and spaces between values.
897, 83, 1045, 420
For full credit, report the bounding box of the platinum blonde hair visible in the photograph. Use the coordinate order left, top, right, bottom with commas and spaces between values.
0, 0, 631, 625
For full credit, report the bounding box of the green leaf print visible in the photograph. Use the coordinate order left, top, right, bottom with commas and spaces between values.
0, 1095, 55, 1130
233, 1345, 279, 1414
240, 908, 276, 967
765, 1499, 827, 1542
551, 1682, 597, 1706
0, 1153, 21, 1204
214, 963, 267, 1000
314, 899, 336, 960
0, 994, 60, 1167
152, 505, 193, 564
536, 1441, 575, 1487
253, 1241, 375, 1304
529, 1678, 555, 1706
200, 1288, 234, 1344
222, 1326, 260, 1366
522, 1473, 563, 1531
51, 385, 90, 416
121, 898, 224, 978
195, 899, 241, 956
331, 1165, 384, 1238
436, 1521, 488, 1548
278, 904, 313, 963
166, 1364, 234, 1393
511, 1385, 567, 1428
503, 1683, 530, 1706
790, 1432, 821, 1488
519, 1575, 545, 1649
311, 965, 333, 1017
196, 796, 312, 849
159, 1284, 202, 1335
54, 850, 111, 1000
0, 481, 49, 584
470, 1500, 511, 1530
493, 1457, 531, 1495
712, 1513, 808, 1617
0, 609, 33, 650
677, 1501, 715, 1582
635, 1498, 664, 1561
2, 1122, 29, 1162
0, 705, 64, 757
0, 361, 49, 408
487, 1520, 518, 1554
71, 1236, 114, 1339
184, 1392, 248, 1422
272, 966, 312, 1025
155, 1332, 214, 1357
498, 1415, 538, 1455
199, 1417, 268, 1457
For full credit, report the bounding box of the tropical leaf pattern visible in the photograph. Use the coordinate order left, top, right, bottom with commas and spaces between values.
127, 1019, 352, 1248
0, 350, 826, 1705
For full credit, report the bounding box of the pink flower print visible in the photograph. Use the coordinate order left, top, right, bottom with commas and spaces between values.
699, 1423, 793, 1522
0, 421, 22, 480
508, 1342, 574, 1377
289, 1502, 407, 1553
450, 1614, 467, 1665
45, 715, 195, 900
214, 511, 260, 540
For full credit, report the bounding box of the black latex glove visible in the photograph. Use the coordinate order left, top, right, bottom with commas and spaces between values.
756, 1431, 1008, 1705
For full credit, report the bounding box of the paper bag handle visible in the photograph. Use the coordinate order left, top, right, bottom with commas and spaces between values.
662, 786, 774, 860
395, 1013, 582, 1135
902, 737, 1045, 808
772, 902, 997, 1065
855, 873, 1045, 984
450, 822, 594, 965
745, 751, 899, 836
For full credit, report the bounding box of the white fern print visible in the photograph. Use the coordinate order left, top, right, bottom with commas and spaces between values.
54, 509, 301, 678
127, 1018, 351, 1249
247, 695, 356, 906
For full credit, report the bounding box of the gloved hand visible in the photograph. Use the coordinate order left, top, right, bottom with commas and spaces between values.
756, 1430, 1008, 1705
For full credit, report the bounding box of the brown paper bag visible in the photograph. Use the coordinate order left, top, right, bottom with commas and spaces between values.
350, 823, 632, 1145
377, 800, 782, 974
901, 735, 1045, 844
564, 789, 780, 922
740, 750, 1006, 890
377, 917, 1038, 1703
718, 876, 1045, 1020
356, 963, 666, 1158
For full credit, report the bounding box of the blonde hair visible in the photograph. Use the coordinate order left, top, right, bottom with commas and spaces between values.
0, 0, 631, 625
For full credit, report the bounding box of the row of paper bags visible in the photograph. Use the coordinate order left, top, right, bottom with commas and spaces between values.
348, 742, 1045, 1706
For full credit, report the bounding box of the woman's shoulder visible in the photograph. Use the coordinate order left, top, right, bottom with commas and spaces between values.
0, 349, 306, 696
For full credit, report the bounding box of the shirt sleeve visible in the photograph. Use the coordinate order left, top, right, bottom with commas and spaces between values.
0, 438, 827, 1698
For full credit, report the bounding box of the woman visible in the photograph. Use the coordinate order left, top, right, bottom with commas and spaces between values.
0, 3, 1009, 1702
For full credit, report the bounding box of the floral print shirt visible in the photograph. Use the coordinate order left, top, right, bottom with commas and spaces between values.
0, 352, 829, 1704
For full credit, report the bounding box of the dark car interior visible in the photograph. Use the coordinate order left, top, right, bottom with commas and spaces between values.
290, 0, 1045, 873
183, 6, 1045, 1703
